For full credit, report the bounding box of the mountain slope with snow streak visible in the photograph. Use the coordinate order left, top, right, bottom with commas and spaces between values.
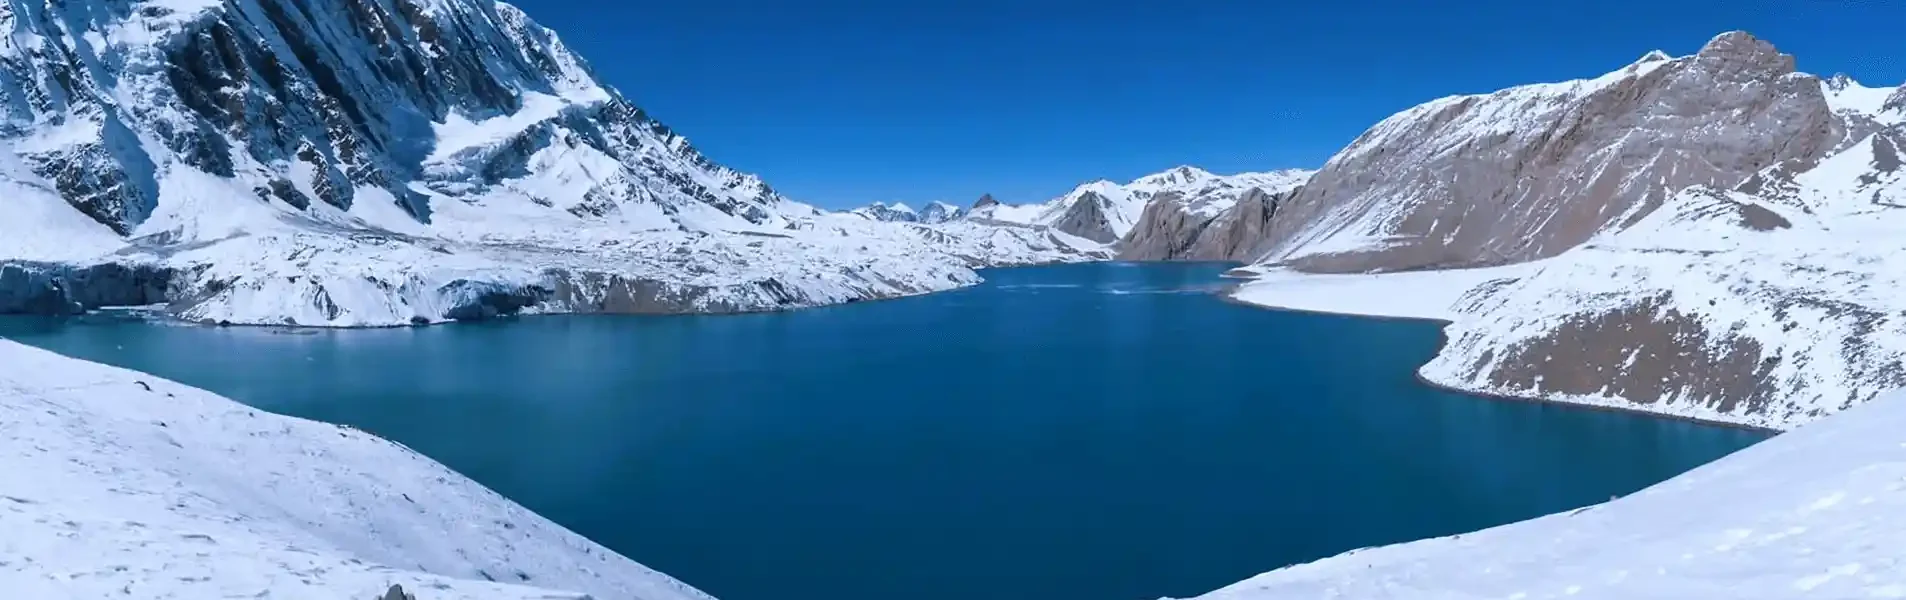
0, 340, 712, 600
0, 0, 1103, 326
1249, 32, 1848, 274
1231, 32, 1906, 431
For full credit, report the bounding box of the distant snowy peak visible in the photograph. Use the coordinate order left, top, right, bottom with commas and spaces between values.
973, 166, 1314, 244
916, 201, 966, 224
849, 201, 920, 222
1821, 73, 1906, 125
848, 200, 967, 224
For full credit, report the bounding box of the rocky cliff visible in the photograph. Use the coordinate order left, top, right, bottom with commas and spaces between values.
1116, 170, 1310, 261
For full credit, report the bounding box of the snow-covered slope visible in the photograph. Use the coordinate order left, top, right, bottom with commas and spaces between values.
969, 166, 1308, 244
0, 340, 711, 600
1183, 387, 1906, 600
0, 0, 1103, 327
1231, 32, 1906, 430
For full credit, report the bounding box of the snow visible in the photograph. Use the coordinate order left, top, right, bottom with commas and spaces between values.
1823, 75, 1904, 124
1182, 387, 1906, 600
1229, 263, 1539, 322
426, 92, 575, 164
0, 340, 712, 600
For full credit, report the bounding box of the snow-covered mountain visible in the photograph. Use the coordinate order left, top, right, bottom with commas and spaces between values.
847, 200, 966, 224
1230, 31, 1906, 430
916, 200, 966, 223
970, 166, 1310, 244
848, 201, 920, 222
0, 340, 712, 599
0, 0, 1104, 327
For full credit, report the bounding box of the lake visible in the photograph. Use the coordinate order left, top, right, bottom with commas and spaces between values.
0, 262, 1768, 600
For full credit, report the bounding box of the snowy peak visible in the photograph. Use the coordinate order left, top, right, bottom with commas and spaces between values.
974, 166, 1313, 244
1820, 73, 1905, 125
1636, 49, 1672, 64
916, 201, 966, 224
848, 201, 920, 222
848, 200, 965, 224
1132, 165, 1216, 188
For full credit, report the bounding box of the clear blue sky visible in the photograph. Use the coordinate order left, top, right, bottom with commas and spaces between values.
510, 0, 1904, 209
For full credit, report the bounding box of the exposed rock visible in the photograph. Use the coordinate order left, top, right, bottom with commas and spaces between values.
1047, 190, 1118, 243
971, 193, 999, 210
0, 262, 174, 315
1119, 186, 1296, 261
1255, 31, 1848, 274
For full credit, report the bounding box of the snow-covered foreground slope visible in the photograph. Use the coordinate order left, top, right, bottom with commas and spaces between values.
1183, 388, 1906, 600
0, 0, 1105, 326
0, 340, 710, 600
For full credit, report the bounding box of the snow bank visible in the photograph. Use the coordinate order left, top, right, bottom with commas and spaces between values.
1182, 389, 1906, 600
1228, 263, 1538, 322
0, 340, 712, 600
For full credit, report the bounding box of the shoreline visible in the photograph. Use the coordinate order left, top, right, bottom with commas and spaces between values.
6, 257, 1107, 330
1211, 280, 1784, 435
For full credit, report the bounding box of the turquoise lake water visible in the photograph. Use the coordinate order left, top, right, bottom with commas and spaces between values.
0, 262, 1768, 600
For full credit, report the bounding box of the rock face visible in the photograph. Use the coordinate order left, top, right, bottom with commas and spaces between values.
1117, 170, 1311, 261
1254, 32, 1850, 273
971, 193, 999, 210
1047, 190, 1118, 243
0, 0, 1105, 326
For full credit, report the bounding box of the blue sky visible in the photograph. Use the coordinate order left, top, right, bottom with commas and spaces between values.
510, 0, 1905, 209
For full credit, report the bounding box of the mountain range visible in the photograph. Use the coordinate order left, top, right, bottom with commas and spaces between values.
3, 2, 1906, 598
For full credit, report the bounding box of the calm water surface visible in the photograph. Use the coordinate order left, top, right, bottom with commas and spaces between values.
0, 263, 1768, 600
